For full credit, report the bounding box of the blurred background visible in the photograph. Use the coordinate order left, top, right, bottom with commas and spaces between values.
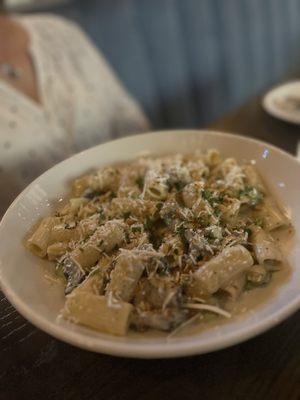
5, 0, 300, 129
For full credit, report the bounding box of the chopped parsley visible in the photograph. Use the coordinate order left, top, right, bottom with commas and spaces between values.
254, 217, 264, 228
214, 208, 222, 217
244, 228, 252, 237
238, 186, 263, 207
201, 189, 213, 201
202, 190, 224, 205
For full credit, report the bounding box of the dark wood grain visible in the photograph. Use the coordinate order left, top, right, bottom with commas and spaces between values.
1, 90, 300, 400
209, 93, 300, 154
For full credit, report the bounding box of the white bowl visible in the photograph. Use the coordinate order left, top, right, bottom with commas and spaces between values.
263, 80, 300, 124
0, 130, 300, 358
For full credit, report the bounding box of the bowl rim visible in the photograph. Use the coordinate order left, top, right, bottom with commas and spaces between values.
1, 129, 300, 358
262, 80, 300, 125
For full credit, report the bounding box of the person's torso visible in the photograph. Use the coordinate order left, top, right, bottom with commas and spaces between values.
0, 14, 148, 216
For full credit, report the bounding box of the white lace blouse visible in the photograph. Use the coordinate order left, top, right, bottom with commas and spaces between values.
0, 14, 149, 216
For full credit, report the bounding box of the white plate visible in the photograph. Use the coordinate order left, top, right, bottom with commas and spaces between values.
0, 130, 300, 358
263, 81, 300, 124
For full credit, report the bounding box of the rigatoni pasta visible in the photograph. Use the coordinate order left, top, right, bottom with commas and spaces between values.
190, 245, 254, 296
251, 226, 283, 267
27, 217, 61, 257
63, 292, 132, 335
106, 250, 147, 302
26, 149, 293, 336
257, 196, 290, 231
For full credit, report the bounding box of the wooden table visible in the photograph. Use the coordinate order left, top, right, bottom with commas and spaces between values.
1, 93, 300, 400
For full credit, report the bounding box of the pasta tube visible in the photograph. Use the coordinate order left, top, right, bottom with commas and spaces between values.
243, 165, 266, 193
47, 242, 68, 261
27, 217, 61, 257
59, 197, 88, 216
89, 219, 125, 253
258, 196, 290, 231
191, 245, 253, 296
73, 268, 104, 295
106, 251, 145, 302
222, 273, 246, 301
246, 265, 271, 286
146, 181, 169, 201
182, 181, 205, 208
73, 167, 119, 196
72, 175, 90, 196
50, 224, 80, 243
71, 246, 101, 271
205, 148, 221, 167
71, 219, 125, 269
251, 226, 283, 267
144, 169, 169, 200
63, 292, 133, 335
89, 167, 119, 192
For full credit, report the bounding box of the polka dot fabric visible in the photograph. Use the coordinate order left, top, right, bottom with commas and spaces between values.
0, 14, 149, 217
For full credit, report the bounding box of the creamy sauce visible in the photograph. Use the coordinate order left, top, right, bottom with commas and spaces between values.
126, 261, 292, 340
41, 227, 294, 339
169, 265, 291, 338
128, 227, 294, 339
164, 227, 294, 338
